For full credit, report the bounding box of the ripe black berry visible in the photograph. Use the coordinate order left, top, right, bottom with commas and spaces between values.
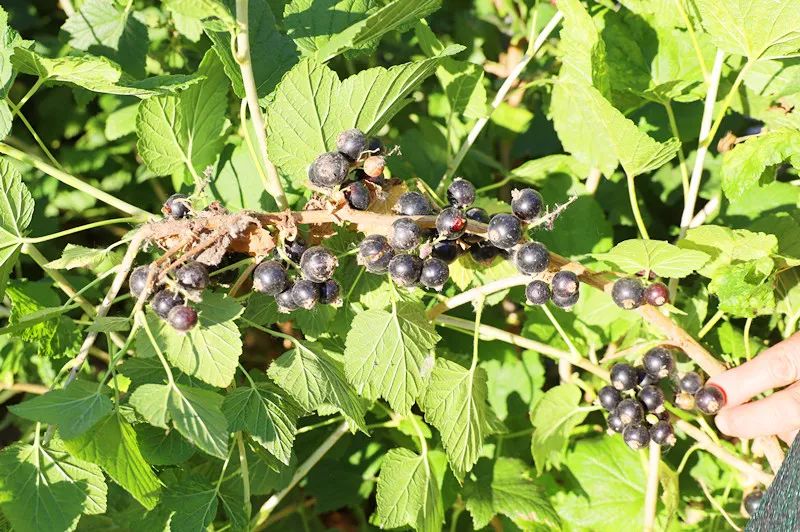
598, 385, 622, 411
551, 270, 579, 297
610, 363, 638, 391
526, 280, 551, 305
674, 391, 696, 410
389, 218, 421, 251
285, 238, 307, 265
129, 265, 152, 299
607, 412, 624, 433
395, 191, 433, 216
363, 155, 385, 178
470, 242, 500, 264
611, 277, 645, 310
636, 366, 657, 388
430, 240, 460, 264
695, 385, 726, 415
300, 246, 338, 282
358, 235, 394, 273
644, 282, 669, 307
367, 137, 384, 155
679, 371, 704, 395
510, 188, 543, 222
623, 423, 650, 450
151, 290, 184, 319
292, 279, 319, 309
436, 207, 467, 240
447, 178, 476, 207
344, 181, 371, 210
419, 258, 449, 290
275, 284, 298, 313
253, 260, 288, 295
463, 207, 489, 243
318, 279, 341, 305
388, 254, 422, 287
744, 489, 764, 518
643, 347, 674, 378
164, 193, 190, 219
638, 385, 665, 413
176, 261, 209, 290
551, 290, 579, 308
650, 420, 676, 447
514, 242, 550, 275
308, 152, 350, 188
167, 305, 198, 332
616, 398, 644, 425
336, 128, 367, 161
487, 213, 522, 249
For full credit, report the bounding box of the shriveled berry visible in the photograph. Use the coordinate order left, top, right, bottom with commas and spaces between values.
431, 240, 460, 264
388, 254, 422, 287
308, 152, 350, 188
336, 128, 367, 161
487, 213, 522, 249
151, 290, 183, 319
611, 277, 645, 310
607, 412, 624, 433
419, 258, 449, 290
395, 192, 433, 216
616, 398, 644, 425
436, 207, 467, 240
362, 155, 385, 178
344, 181, 371, 210
674, 391, 696, 410
598, 385, 622, 412
275, 284, 298, 313
515, 242, 550, 275
650, 420, 676, 447
470, 242, 500, 264
744, 489, 764, 518
358, 235, 394, 274
292, 279, 319, 309
526, 280, 551, 305
300, 246, 338, 282
511, 188, 543, 221
253, 260, 288, 296
644, 282, 669, 307
167, 305, 198, 332
623, 423, 650, 450
129, 265, 152, 299
610, 363, 638, 391
551, 290, 579, 308
695, 385, 726, 415
389, 218, 421, 251
551, 270, 579, 297
679, 371, 704, 395
643, 347, 674, 378
447, 178, 476, 207
638, 385, 665, 413
285, 238, 307, 265
164, 193, 190, 219
318, 279, 341, 305
176, 261, 209, 290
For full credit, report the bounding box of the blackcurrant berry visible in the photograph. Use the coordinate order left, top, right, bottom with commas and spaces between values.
514, 242, 550, 275
344, 181, 371, 210
308, 152, 350, 188
300, 246, 338, 283
395, 191, 433, 216
447, 178, 476, 207
650, 420, 676, 447
389, 218, 421, 251
611, 277, 645, 310
510, 188, 543, 222
598, 385, 622, 412
623, 423, 650, 450
363, 155, 385, 178
744, 489, 764, 518
674, 391, 696, 410
388, 253, 422, 287
129, 265, 152, 299
164, 193, 190, 219
336, 128, 367, 161
367, 137, 384, 155
551, 290, 579, 308
285, 238, 307, 265
551, 270, 579, 297
463, 207, 490, 243
431, 240, 460, 264
167, 305, 198, 332
679, 371, 704, 395
616, 398, 644, 425
291, 279, 319, 309
358, 235, 394, 274
275, 284, 298, 313
644, 282, 669, 307
176, 261, 209, 290
525, 279, 551, 305
151, 289, 184, 319
607, 412, 624, 433
638, 385, 665, 413
610, 363, 638, 391
436, 207, 467, 240
253, 260, 288, 296
419, 258, 449, 290
636, 366, 657, 388
469, 242, 500, 265
695, 385, 726, 415
318, 279, 341, 305
643, 347, 674, 378
487, 213, 522, 249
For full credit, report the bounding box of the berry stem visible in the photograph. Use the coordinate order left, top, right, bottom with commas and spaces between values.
236, 432, 252, 522
22, 217, 141, 243
643, 441, 660, 532
625, 171, 650, 240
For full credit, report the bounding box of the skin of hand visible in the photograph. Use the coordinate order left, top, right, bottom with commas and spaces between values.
710, 332, 800, 444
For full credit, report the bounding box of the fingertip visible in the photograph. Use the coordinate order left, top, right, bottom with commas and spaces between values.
714, 410, 734, 436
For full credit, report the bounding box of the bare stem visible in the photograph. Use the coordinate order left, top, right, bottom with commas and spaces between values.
626, 171, 650, 239
643, 441, 660, 532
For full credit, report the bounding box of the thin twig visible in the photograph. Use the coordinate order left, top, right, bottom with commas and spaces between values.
698, 480, 743, 531
643, 441, 661, 532
0, 382, 48, 395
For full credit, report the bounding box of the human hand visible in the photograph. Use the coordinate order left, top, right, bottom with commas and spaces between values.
710, 332, 800, 443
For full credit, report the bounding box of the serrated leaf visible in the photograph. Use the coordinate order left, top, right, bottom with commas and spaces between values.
163, 0, 234, 27
419, 359, 503, 480
168, 385, 229, 459
209, 142, 276, 211
62, 413, 161, 510
510, 154, 590, 184
345, 301, 439, 413
373, 448, 443, 531
129, 383, 171, 429
45, 243, 122, 271
86, 316, 131, 333
708, 258, 776, 317
594, 239, 709, 278
163, 479, 219, 532
0, 159, 33, 301
6, 281, 81, 359
679, 225, 779, 277
135, 292, 243, 388
721, 129, 800, 201
284, 0, 379, 55
136, 425, 195, 466
530, 384, 590, 473
9, 381, 113, 440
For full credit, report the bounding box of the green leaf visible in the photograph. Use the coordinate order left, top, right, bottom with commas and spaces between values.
266, 48, 461, 189
135, 292, 243, 388
284, 0, 379, 55
136, 425, 195, 466
345, 301, 439, 413
373, 448, 443, 531
268, 341, 368, 431
222, 381, 301, 465
530, 384, 590, 473
721, 129, 800, 201
6, 281, 81, 359
679, 225, 779, 277
169, 385, 230, 459
163, 0, 235, 27
86, 316, 131, 333
162, 479, 219, 532
708, 258, 776, 317
556, 0, 609, 92
62, 413, 161, 510
0, 159, 33, 301
136, 50, 229, 179
45, 243, 122, 271
418, 358, 503, 480
510, 155, 590, 185
9, 381, 113, 440
129, 383, 172, 429
209, 142, 275, 211
594, 239, 709, 278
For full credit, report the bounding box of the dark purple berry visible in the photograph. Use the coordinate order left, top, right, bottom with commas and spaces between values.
514, 242, 549, 275
638, 385, 665, 413
308, 152, 350, 188
253, 260, 288, 296
551, 270, 579, 297
643, 347, 674, 378
389, 218, 421, 251
744, 490, 764, 518
470, 242, 500, 264
275, 284, 298, 313
623, 423, 650, 450
447, 178, 476, 207
336, 128, 367, 161
487, 213, 522, 249
644, 282, 669, 306
285, 238, 307, 265
611, 277, 645, 310
679, 372, 704, 395
636, 366, 657, 387
164, 193, 190, 219
291, 279, 319, 309
167, 305, 198, 332
436, 207, 467, 240
616, 398, 644, 425
419, 258, 449, 290
695, 385, 726, 415
598, 385, 622, 411
551, 290, 579, 308
176, 261, 209, 290
366, 137, 384, 155
395, 192, 433, 216
363, 155, 385, 178
610, 363, 638, 391
431, 240, 460, 264
358, 235, 394, 273
151, 290, 183, 319
344, 181, 371, 210
650, 420, 676, 447
388, 254, 422, 287
607, 412, 624, 433
129, 265, 152, 299
463, 207, 490, 243
510, 188, 543, 221
318, 279, 341, 305
525, 280, 551, 305
300, 246, 338, 283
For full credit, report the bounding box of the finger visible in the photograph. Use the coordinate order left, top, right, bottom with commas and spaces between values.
708, 332, 800, 408
715, 381, 800, 439
780, 430, 798, 445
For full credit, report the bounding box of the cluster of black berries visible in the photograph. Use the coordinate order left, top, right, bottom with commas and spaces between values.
251, 240, 341, 313
128, 194, 202, 332
611, 276, 670, 310
600, 346, 726, 451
